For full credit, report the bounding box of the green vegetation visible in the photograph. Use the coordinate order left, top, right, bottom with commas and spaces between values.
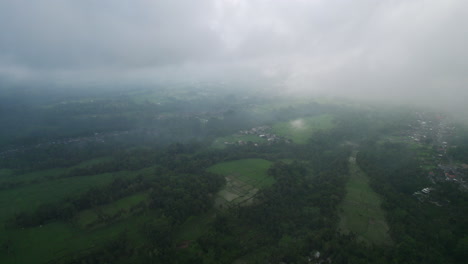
208, 158, 273, 186
272, 114, 335, 144
175, 211, 216, 242
0, 171, 132, 222
358, 142, 467, 263
338, 152, 391, 245
211, 134, 267, 149
0, 89, 466, 264
208, 159, 274, 208
1, 212, 157, 264
76, 191, 149, 229
0, 169, 13, 177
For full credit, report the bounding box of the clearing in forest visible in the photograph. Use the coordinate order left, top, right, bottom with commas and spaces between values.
338, 152, 392, 245
207, 159, 274, 209
272, 114, 335, 144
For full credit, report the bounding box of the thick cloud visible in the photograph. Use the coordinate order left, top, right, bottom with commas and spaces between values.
1, 0, 467, 110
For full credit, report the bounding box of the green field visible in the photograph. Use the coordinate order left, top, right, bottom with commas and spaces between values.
76, 191, 149, 229
1, 211, 156, 264
0, 157, 113, 188
272, 114, 335, 144
0, 164, 158, 264
175, 159, 275, 243
0, 168, 67, 187
338, 152, 392, 245
207, 159, 274, 209
0, 168, 149, 224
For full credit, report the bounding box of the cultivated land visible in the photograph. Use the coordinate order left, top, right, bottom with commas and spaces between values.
0, 161, 158, 264
338, 151, 392, 245
272, 114, 335, 144
76, 191, 149, 229
1, 211, 155, 264
1, 89, 464, 263
176, 159, 275, 243
207, 159, 274, 209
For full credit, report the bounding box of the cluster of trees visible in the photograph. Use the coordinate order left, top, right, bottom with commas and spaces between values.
357, 142, 468, 263
3, 94, 467, 264
147, 169, 225, 222
48, 110, 419, 263
129, 131, 355, 264
0, 88, 265, 150
9, 176, 151, 228
448, 125, 468, 163
11, 171, 225, 233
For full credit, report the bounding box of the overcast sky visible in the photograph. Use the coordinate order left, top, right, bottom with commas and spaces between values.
1, 0, 467, 108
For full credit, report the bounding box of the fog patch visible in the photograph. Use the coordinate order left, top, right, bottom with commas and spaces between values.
290, 119, 306, 130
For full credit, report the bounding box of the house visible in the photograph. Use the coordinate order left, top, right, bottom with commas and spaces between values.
421, 188, 433, 194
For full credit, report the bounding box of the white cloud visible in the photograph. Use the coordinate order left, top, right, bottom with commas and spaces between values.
0, 0, 467, 111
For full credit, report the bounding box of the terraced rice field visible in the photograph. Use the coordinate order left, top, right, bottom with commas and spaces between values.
207, 159, 274, 209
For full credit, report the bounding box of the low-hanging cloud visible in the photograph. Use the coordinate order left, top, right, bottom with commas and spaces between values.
1, 0, 467, 111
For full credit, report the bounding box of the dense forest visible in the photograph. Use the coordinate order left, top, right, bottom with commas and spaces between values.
0, 89, 467, 264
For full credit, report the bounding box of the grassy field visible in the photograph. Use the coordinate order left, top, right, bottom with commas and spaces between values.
174, 159, 275, 244
338, 152, 392, 245
208, 159, 274, 188
1, 211, 156, 264
0, 157, 113, 188
207, 159, 274, 209
0, 172, 115, 222
76, 191, 149, 229
272, 114, 335, 144
0, 168, 149, 224
0, 161, 159, 263
0, 164, 159, 263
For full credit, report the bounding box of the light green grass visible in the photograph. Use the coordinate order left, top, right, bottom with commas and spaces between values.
0, 157, 112, 188
0, 172, 122, 223
208, 159, 274, 210
207, 159, 274, 188
0, 211, 157, 264
0, 165, 157, 224
0, 165, 159, 264
272, 114, 335, 144
76, 192, 149, 229
338, 152, 392, 245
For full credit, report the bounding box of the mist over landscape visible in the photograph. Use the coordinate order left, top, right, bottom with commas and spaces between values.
1, 0, 468, 111
0, 1, 467, 264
